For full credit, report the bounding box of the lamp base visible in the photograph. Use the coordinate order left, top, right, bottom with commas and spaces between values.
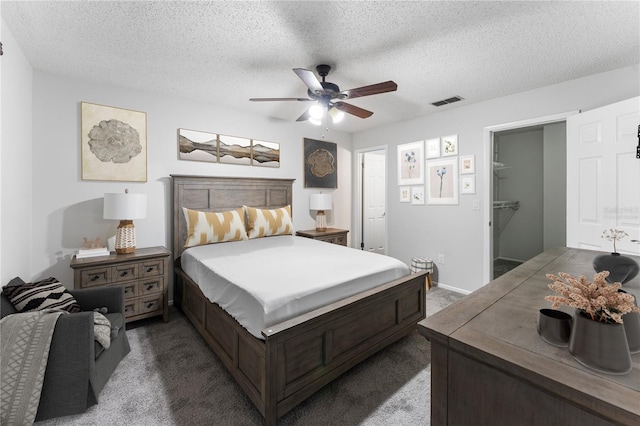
115, 220, 136, 254
315, 211, 327, 232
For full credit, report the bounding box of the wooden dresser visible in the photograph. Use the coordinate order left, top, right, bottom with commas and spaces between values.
295, 228, 348, 246
418, 247, 640, 425
71, 246, 171, 323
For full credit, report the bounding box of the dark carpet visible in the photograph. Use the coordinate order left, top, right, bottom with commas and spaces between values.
36, 287, 464, 426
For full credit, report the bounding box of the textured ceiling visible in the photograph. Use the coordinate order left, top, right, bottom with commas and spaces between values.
2, 1, 639, 133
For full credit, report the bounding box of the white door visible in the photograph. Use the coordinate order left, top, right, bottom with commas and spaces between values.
566, 97, 640, 254
363, 152, 386, 254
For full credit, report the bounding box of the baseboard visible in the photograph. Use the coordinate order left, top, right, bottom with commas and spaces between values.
433, 282, 472, 295
494, 256, 525, 263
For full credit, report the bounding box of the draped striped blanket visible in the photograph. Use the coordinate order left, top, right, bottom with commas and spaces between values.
1, 310, 65, 426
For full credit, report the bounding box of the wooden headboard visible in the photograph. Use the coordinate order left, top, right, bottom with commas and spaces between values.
171, 175, 294, 259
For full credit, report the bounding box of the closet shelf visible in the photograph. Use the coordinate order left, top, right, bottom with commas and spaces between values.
493, 200, 520, 210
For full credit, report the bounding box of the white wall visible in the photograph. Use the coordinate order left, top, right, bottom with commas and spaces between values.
1, 20, 33, 284
352, 64, 639, 293
28, 72, 352, 297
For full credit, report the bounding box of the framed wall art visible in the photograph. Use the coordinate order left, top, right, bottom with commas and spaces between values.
252, 140, 280, 168
219, 134, 252, 165
304, 138, 337, 188
425, 138, 440, 159
399, 186, 411, 203
461, 175, 476, 194
460, 155, 475, 174
427, 157, 459, 205
411, 186, 425, 205
178, 128, 218, 162
81, 102, 147, 182
397, 141, 424, 185
441, 134, 459, 157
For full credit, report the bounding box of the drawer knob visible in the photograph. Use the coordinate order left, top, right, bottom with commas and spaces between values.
146, 284, 155, 291
91, 275, 101, 281
120, 271, 129, 277
146, 267, 155, 273
147, 302, 155, 309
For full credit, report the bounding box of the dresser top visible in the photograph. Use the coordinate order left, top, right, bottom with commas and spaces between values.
70, 246, 170, 268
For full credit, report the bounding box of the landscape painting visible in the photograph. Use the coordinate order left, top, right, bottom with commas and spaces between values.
178, 128, 218, 162
219, 134, 252, 165
252, 140, 280, 168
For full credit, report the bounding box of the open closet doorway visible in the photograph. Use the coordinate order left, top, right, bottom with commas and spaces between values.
355, 147, 387, 254
483, 111, 577, 283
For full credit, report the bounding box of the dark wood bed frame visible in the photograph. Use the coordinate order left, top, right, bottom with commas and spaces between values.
171, 175, 426, 425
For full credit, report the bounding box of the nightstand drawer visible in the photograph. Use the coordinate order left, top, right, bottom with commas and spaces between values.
140, 259, 164, 277
112, 264, 139, 283
79, 267, 112, 288
122, 282, 138, 299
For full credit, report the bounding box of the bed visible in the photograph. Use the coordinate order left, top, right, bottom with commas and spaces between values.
171, 175, 426, 425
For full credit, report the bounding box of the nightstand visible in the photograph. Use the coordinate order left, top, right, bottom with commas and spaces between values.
70, 246, 171, 323
296, 228, 349, 246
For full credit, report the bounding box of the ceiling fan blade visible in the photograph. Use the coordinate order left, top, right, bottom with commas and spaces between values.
296, 108, 312, 122
333, 102, 373, 119
249, 97, 313, 102
339, 81, 397, 100
293, 68, 325, 95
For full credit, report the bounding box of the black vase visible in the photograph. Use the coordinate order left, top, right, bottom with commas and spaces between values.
592, 252, 639, 284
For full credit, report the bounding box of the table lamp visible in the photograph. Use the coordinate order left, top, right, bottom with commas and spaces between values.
103, 189, 147, 254
310, 193, 332, 232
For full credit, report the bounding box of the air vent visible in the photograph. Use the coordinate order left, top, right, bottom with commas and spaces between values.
431, 95, 464, 107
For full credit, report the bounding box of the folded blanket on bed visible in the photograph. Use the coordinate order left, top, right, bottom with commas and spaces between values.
0, 310, 65, 426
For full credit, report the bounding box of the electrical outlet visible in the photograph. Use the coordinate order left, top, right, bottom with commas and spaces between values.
438, 254, 445, 264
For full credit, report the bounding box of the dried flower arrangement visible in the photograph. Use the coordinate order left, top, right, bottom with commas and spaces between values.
601, 228, 628, 254
545, 271, 640, 324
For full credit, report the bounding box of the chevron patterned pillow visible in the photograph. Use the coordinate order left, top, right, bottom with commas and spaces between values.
3, 277, 81, 313
244, 205, 294, 239
182, 207, 248, 247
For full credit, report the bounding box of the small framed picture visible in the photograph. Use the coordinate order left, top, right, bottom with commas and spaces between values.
461, 175, 476, 194
460, 155, 475, 174
425, 138, 440, 159
399, 186, 411, 203
411, 186, 425, 205
441, 134, 458, 157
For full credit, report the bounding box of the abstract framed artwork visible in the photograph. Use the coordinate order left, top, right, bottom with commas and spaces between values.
460, 155, 475, 174
304, 138, 337, 188
178, 128, 218, 162
426, 157, 459, 205
461, 175, 476, 194
441, 134, 458, 157
411, 186, 425, 205
399, 186, 411, 202
252, 140, 280, 168
397, 141, 424, 185
425, 138, 440, 159
219, 134, 252, 165
81, 102, 147, 182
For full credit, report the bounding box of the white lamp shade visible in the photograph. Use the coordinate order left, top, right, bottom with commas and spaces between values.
310, 193, 332, 211
103, 193, 147, 220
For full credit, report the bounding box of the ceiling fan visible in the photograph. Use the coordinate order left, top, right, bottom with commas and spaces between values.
249, 64, 397, 123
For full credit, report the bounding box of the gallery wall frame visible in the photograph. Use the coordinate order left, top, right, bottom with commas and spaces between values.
397, 141, 424, 185
426, 157, 459, 205
460, 155, 475, 174
399, 186, 411, 203
425, 138, 440, 159
178, 128, 218, 163
441, 134, 459, 157
461, 175, 476, 194
411, 186, 425, 205
304, 138, 337, 188
81, 101, 147, 182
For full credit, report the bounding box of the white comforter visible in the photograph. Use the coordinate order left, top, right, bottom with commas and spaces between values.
181, 235, 410, 339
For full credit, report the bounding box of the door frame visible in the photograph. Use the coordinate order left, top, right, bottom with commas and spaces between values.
354, 145, 388, 253
482, 110, 578, 283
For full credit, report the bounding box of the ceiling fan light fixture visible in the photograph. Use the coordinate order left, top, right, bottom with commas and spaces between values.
329, 106, 345, 123
308, 116, 322, 126
309, 103, 325, 120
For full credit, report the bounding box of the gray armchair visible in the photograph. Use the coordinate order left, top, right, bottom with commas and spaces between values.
0, 278, 131, 421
